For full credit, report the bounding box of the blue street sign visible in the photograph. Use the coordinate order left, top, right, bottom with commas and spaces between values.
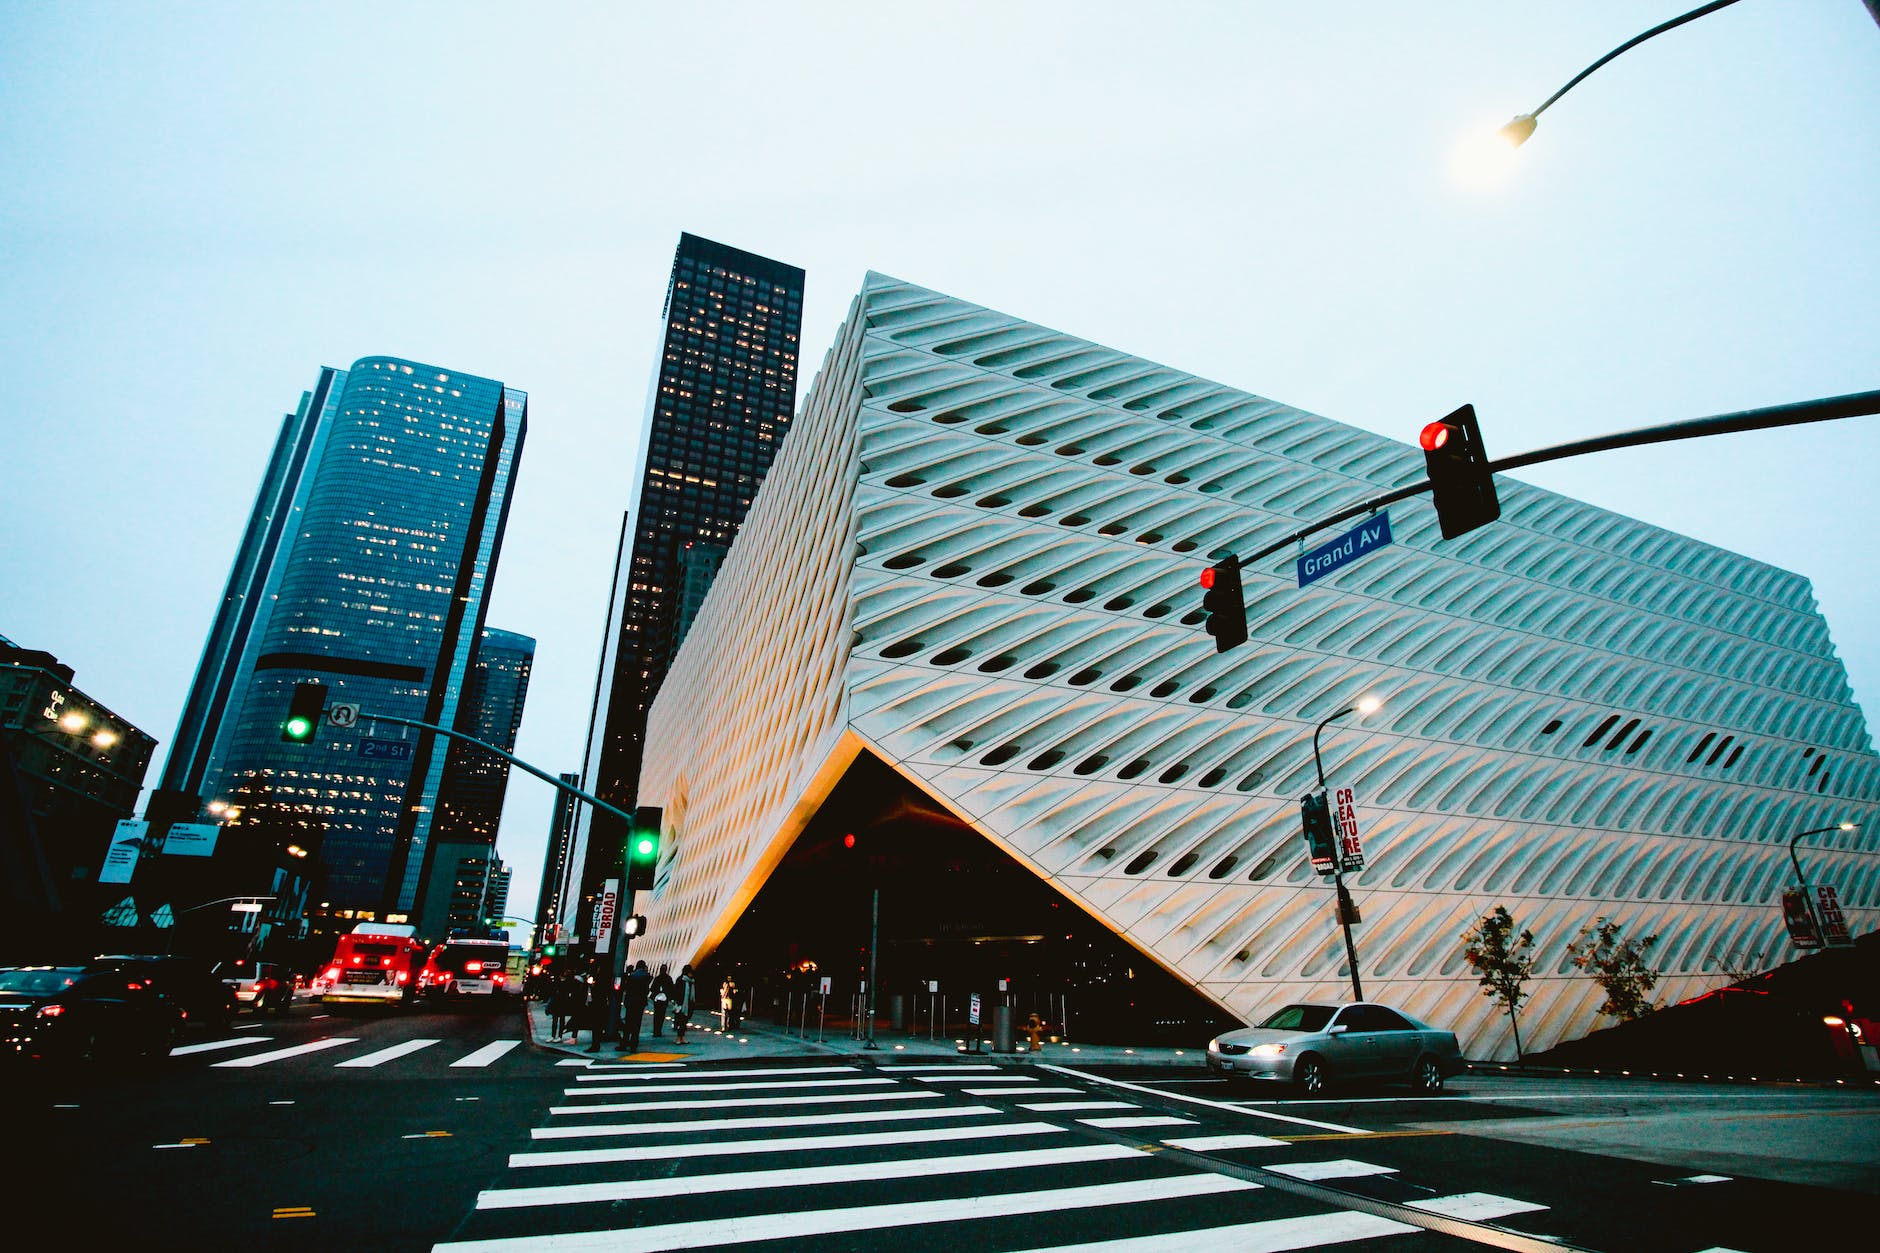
359, 738, 415, 762
1297, 512, 1394, 587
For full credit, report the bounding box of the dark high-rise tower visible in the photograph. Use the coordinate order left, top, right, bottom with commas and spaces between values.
163, 357, 526, 916
567, 235, 804, 933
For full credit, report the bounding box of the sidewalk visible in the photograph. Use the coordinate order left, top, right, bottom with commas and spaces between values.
524, 998, 1209, 1069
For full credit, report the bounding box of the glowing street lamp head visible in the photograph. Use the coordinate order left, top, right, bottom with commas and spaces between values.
1498, 113, 1538, 148
59, 711, 88, 733
1355, 697, 1383, 716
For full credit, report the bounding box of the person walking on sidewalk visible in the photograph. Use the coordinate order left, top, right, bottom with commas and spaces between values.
672, 964, 697, 1044
620, 960, 653, 1052
649, 963, 674, 1037
548, 970, 581, 1040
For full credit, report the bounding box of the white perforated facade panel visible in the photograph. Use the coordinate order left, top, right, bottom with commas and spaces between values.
638, 274, 1878, 1059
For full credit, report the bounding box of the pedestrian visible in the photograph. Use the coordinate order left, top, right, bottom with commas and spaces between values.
649, 963, 674, 1037
723, 972, 742, 1031
549, 970, 581, 1040
620, 959, 653, 1052
672, 964, 696, 1044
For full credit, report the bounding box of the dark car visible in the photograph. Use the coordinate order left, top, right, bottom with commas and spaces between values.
213, 959, 292, 1014
0, 966, 182, 1063
89, 955, 237, 1032
1206, 1001, 1466, 1095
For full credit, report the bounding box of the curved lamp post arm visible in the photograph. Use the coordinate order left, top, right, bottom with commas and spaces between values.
1789, 823, 1857, 888
1503, 0, 1745, 144
1312, 706, 1357, 789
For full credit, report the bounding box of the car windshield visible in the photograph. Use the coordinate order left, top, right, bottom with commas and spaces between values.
1256, 1004, 1336, 1032
0, 969, 83, 995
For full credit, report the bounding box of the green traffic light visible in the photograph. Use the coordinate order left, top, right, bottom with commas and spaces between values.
634, 837, 655, 857
284, 716, 313, 740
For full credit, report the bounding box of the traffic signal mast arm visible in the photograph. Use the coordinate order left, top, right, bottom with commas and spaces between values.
355, 710, 635, 828
1239, 389, 1880, 568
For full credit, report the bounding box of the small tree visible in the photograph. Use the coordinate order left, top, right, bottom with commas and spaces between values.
1567, 917, 1660, 1021
1461, 906, 1536, 1060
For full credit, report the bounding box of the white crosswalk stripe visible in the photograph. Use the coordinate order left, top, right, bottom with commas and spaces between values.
437, 1175, 1254, 1253
453, 1041, 522, 1067
478, 1143, 1145, 1210
997, 1210, 1420, 1252
169, 1036, 270, 1056
337, 1039, 441, 1067
532, 1104, 1003, 1141
435, 1060, 1558, 1253
511, 1121, 1060, 1169
212, 1037, 357, 1067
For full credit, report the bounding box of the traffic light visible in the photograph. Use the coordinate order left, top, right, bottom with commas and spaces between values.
1419, 403, 1500, 540
1300, 790, 1337, 875
626, 805, 662, 891
1199, 554, 1248, 653
281, 681, 327, 743
622, 914, 647, 938
541, 943, 559, 958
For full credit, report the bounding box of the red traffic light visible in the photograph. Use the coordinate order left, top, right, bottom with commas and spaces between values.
842, 833, 856, 849
1419, 422, 1453, 452
1199, 567, 1216, 590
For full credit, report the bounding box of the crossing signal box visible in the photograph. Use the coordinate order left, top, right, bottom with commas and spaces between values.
1301, 790, 1337, 875
626, 806, 662, 892
1419, 403, 1500, 540
281, 681, 327, 743
1200, 554, 1248, 653
622, 915, 647, 938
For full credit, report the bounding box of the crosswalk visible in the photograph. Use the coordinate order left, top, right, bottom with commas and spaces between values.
433, 1061, 1561, 1252
167, 1034, 525, 1070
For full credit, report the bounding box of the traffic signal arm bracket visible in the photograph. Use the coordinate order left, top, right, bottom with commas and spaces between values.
1239, 390, 1878, 568
356, 711, 636, 827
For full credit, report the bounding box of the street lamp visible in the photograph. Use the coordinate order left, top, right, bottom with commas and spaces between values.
1789, 821, 1859, 889
1494, 0, 1744, 150
1310, 697, 1381, 1002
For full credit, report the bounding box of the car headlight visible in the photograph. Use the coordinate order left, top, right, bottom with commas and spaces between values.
1249, 1043, 1287, 1057
1207, 1038, 1220, 1053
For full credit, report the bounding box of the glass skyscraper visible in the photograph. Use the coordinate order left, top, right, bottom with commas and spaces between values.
563, 234, 804, 940
163, 357, 526, 916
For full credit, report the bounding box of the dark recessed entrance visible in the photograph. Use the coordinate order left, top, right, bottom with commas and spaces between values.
704, 752, 1239, 1045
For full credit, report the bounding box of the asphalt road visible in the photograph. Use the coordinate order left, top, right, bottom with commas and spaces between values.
8, 1005, 1876, 1253
6, 995, 560, 1251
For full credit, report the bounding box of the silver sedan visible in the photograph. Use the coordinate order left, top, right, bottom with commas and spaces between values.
1206, 1001, 1464, 1095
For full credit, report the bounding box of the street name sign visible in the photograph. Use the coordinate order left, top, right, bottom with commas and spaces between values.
1298, 512, 1393, 587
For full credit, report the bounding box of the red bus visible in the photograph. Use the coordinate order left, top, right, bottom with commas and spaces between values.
312, 923, 427, 1006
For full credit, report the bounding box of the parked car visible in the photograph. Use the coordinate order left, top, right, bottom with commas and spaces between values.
1206, 1001, 1465, 1095
0, 966, 182, 1063
213, 959, 292, 1014
88, 955, 237, 1032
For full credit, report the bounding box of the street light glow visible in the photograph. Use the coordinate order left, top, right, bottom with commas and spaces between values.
59, 711, 87, 732
1839, 822, 1858, 831
91, 729, 117, 747
1449, 121, 1525, 190
1356, 697, 1382, 715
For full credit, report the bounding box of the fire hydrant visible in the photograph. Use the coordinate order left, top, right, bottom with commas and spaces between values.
1024, 1013, 1047, 1050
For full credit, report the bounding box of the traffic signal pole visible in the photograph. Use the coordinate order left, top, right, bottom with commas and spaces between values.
356, 711, 635, 827
1312, 710, 1364, 1002
1239, 389, 1880, 569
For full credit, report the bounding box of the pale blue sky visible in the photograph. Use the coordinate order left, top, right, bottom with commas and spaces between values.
4, 2, 1875, 922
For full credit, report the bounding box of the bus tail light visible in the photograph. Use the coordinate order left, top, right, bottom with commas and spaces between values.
465, 961, 483, 973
